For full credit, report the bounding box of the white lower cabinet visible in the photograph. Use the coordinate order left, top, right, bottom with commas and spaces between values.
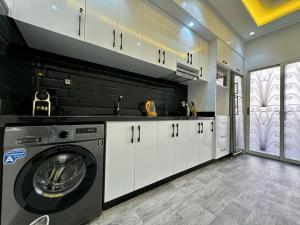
104, 121, 157, 202
187, 121, 201, 168
199, 120, 215, 163
189, 120, 215, 166
105, 119, 215, 202
215, 116, 230, 159
104, 122, 135, 202
134, 122, 157, 190
173, 121, 190, 173
157, 121, 175, 180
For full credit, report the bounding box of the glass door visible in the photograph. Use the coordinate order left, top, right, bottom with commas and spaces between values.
232, 74, 244, 154
248, 66, 281, 157
284, 61, 300, 161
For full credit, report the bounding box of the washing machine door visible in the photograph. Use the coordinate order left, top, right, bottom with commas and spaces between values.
14, 145, 97, 214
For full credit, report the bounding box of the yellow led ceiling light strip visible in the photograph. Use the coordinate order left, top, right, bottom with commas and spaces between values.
241, 0, 300, 27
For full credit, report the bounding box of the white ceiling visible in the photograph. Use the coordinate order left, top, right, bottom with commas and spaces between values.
207, 0, 300, 42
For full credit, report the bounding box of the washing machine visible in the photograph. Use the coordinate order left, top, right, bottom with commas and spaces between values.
1, 124, 105, 225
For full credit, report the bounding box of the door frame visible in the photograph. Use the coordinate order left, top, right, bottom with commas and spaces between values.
245, 59, 300, 165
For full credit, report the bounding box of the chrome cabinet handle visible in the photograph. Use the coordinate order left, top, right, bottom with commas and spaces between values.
131, 126, 134, 143
138, 125, 141, 142
200, 67, 203, 77
163, 51, 166, 64
190, 53, 193, 65
198, 122, 201, 134
176, 124, 179, 137
211, 122, 214, 132
201, 122, 204, 134
78, 8, 83, 36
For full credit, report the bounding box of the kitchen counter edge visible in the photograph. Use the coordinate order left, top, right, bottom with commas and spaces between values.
0, 115, 215, 127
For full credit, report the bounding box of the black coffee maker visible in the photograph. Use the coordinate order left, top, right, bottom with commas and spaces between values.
32, 90, 51, 116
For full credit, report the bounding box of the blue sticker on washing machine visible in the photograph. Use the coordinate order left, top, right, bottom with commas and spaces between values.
3, 148, 26, 165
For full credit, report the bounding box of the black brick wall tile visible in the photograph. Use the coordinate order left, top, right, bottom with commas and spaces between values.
0, 15, 187, 116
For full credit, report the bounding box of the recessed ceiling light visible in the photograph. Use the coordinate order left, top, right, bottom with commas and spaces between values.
249, 31, 255, 36
51, 5, 58, 10
182, 2, 187, 7
226, 41, 231, 44
189, 22, 194, 27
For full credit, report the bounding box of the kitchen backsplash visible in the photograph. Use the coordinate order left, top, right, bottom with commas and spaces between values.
0, 16, 187, 116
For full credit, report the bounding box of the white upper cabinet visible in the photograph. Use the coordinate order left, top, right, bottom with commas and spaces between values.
231, 51, 244, 74
217, 39, 232, 68
199, 36, 209, 81
217, 39, 244, 74
85, 0, 142, 59
177, 24, 200, 70
142, 1, 162, 66
12, 0, 210, 81
161, 14, 178, 71
118, 0, 143, 58
177, 25, 191, 66
85, 0, 119, 51
13, 0, 85, 40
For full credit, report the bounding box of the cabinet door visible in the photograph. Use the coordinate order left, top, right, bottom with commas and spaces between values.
142, 1, 162, 65
174, 121, 190, 173
134, 122, 157, 190
189, 32, 201, 70
177, 25, 201, 70
187, 121, 200, 168
232, 51, 244, 74
217, 40, 231, 68
177, 24, 191, 66
157, 121, 175, 180
13, 0, 85, 40
215, 116, 230, 159
118, 0, 142, 59
85, 0, 119, 50
199, 37, 209, 81
161, 14, 178, 71
199, 120, 214, 164
105, 122, 135, 202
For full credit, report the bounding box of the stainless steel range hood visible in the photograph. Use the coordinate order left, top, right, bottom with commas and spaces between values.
162, 62, 200, 83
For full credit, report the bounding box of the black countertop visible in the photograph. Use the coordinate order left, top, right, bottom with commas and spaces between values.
0, 115, 215, 127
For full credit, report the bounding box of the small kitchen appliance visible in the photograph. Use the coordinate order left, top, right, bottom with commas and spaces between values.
145, 100, 157, 117
32, 90, 51, 116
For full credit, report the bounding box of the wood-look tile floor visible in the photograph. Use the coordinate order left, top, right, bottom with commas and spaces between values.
88, 155, 300, 225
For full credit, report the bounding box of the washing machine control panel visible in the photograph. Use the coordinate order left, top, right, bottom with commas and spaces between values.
50, 125, 104, 143
4, 124, 104, 147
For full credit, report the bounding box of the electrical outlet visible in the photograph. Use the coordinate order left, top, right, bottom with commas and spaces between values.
64, 79, 71, 85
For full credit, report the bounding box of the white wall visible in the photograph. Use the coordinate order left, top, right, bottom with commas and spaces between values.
245, 22, 300, 70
